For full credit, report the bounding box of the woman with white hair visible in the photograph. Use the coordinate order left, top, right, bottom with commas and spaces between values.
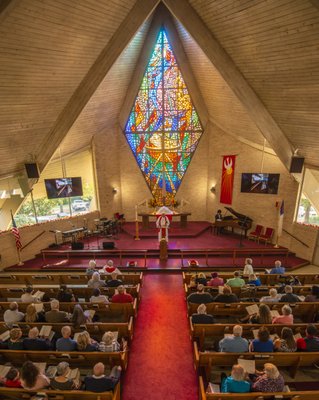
272, 305, 294, 325
88, 271, 105, 289
243, 258, 254, 276
50, 361, 80, 390
98, 331, 120, 352
220, 364, 250, 393
86, 260, 97, 276
103, 260, 121, 275
252, 363, 284, 392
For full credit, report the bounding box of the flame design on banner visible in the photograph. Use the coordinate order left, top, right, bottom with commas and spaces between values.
220, 155, 236, 204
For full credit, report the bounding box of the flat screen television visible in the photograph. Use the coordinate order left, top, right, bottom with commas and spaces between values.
44, 177, 83, 199
241, 173, 280, 194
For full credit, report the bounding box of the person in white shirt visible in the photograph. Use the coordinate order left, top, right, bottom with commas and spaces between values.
21, 286, 36, 303
4, 302, 25, 327
260, 288, 282, 303
103, 260, 121, 275
90, 288, 109, 303
243, 258, 254, 276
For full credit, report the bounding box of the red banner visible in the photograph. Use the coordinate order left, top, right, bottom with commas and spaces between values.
220, 155, 236, 205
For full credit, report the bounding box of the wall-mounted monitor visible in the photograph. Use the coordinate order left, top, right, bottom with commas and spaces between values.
241, 173, 280, 194
44, 177, 83, 199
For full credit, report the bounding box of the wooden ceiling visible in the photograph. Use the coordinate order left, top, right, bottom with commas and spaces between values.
0, 0, 318, 180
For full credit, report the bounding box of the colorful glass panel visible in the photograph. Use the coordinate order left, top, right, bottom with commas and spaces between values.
125, 28, 203, 205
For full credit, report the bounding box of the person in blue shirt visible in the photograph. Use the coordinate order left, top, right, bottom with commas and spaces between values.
250, 326, 274, 352
269, 260, 285, 274
56, 326, 77, 352
221, 364, 251, 393
219, 325, 249, 352
247, 273, 261, 286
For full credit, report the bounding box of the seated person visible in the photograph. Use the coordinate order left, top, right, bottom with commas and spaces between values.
195, 273, 208, 286
71, 304, 92, 328
106, 272, 123, 288
50, 361, 80, 390
111, 286, 134, 303
3, 367, 22, 388
280, 285, 301, 303
272, 305, 293, 325
88, 271, 105, 289
25, 303, 45, 323
187, 284, 214, 304
23, 327, 51, 351
273, 327, 297, 352
207, 272, 224, 287
4, 302, 24, 327
269, 260, 285, 274
84, 362, 121, 392
296, 324, 319, 351
191, 304, 215, 324
249, 327, 273, 352
220, 364, 251, 393
76, 331, 99, 352
86, 259, 97, 276
249, 304, 272, 324
243, 258, 254, 277
103, 260, 121, 275
57, 285, 76, 302
252, 363, 284, 392
305, 285, 319, 302
20, 361, 50, 390
226, 271, 245, 288
99, 331, 121, 352
90, 288, 109, 303
8, 327, 24, 350
247, 273, 261, 286
21, 286, 37, 303
260, 288, 281, 303
213, 286, 238, 303
219, 325, 249, 353
56, 326, 77, 352
45, 299, 70, 323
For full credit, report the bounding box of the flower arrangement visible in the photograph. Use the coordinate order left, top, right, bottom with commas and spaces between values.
148, 198, 159, 208
127, 261, 137, 267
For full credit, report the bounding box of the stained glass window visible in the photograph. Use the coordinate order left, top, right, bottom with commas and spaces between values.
125, 28, 203, 205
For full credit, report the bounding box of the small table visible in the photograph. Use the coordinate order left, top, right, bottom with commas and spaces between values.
138, 212, 191, 229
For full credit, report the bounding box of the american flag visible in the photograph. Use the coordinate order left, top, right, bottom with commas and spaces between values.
11, 212, 22, 250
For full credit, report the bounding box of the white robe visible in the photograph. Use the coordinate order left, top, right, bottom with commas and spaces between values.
156, 215, 170, 242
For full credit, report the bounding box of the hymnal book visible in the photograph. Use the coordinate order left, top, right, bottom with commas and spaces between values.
252, 329, 259, 339
265, 269, 272, 274
246, 304, 259, 315
294, 333, 302, 340
0, 330, 10, 342
33, 290, 45, 300
270, 310, 280, 318
46, 366, 57, 378
73, 332, 81, 341
208, 383, 220, 393
34, 363, 46, 373
39, 325, 52, 338
238, 359, 256, 374
66, 368, 80, 381
0, 365, 11, 379
34, 303, 44, 312
218, 286, 224, 294
298, 295, 305, 302
87, 309, 95, 319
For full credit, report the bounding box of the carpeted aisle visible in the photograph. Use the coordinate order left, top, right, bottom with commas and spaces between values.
122, 273, 198, 400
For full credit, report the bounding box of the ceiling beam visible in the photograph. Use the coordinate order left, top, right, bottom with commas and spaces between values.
37, 0, 160, 172
163, 0, 295, 170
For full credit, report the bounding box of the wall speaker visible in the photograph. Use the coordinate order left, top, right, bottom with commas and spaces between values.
72, 242, 84, 250
25, 163, 40, 179
289, 156, 305, 173
103, 241, 115, 249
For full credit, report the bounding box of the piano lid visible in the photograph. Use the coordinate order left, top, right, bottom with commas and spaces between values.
224, 207, 253, 222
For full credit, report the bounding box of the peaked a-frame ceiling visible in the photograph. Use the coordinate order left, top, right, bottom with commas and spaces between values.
1, 0, 319, 181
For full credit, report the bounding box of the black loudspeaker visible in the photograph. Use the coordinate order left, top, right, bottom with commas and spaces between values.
25, 163, 40, 178
103, 242, 115, 249
72, 242, 84, 250
289, 156, 305, 173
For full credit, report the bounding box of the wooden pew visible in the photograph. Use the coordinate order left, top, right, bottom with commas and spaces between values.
0, 318, 134, 341
187, 302, 318, 323
0, 300, 138, 322
0, 283, 141, 302
182, 271, 319, 286
190, 321, 319, 351
0, 349, 128, 370
0, 272, 143, 286
194, 341, 319, 379
0, 384, 120, 400
199, 376, 318, 400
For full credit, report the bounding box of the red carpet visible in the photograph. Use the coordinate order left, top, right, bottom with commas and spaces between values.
122, 274, 198, 400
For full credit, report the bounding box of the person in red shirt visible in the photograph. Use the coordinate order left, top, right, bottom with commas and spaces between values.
296, 324, 319, 351
111, 286, 133, 303
3, 367, 22, 388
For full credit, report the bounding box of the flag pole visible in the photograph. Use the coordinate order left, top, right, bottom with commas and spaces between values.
274, 202, 279, 248
17, 248, 24, 266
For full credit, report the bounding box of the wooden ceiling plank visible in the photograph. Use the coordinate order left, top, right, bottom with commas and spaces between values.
37, 0, 160, 172
163, 0, 295, 170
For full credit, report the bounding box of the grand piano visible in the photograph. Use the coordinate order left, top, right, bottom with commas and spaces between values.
212, 207, 253, 237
